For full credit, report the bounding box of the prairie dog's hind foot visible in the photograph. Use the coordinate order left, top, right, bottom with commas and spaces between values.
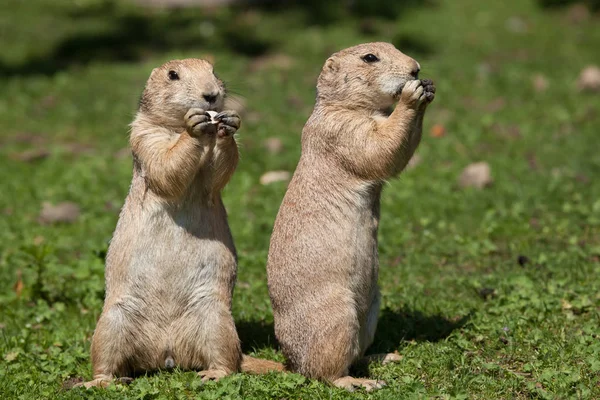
73, 374, 133, 389
360, 352, 402, 365
333, 376, 387, 392
198, 368, 230, 382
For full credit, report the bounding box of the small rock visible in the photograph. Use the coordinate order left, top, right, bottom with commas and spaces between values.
532, 73, 549, 92
38, 201, 81, 224
263, 137, 283, 154
458, 162, 493, 189
577, 65, 600, 92
259, 170, 291, 185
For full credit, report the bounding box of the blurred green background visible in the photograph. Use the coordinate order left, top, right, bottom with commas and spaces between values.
0, 0, 599, 398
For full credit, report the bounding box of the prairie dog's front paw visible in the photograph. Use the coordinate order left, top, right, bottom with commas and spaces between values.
214, 110, 241, 138
421, 79, 435, 104
185, 108, 216, 136
400, 79, 435, 109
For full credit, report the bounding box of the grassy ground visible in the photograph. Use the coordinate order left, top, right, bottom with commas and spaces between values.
1, 0, 599, 398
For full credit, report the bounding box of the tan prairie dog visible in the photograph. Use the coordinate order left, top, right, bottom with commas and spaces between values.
267, 43, 435, 392
78, 59, 281, 388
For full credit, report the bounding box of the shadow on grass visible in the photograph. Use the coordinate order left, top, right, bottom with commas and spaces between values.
368, 307, 470, 355
243, 0, 437, 25
236, 319, 279, 353
536, 0, 599, 11
236, 307, 469, 356
0, 0, 436, 77
0, 0, 274, 77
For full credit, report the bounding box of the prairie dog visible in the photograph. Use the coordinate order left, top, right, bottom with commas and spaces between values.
79, 59, 279, 388
267, 43, 435, 392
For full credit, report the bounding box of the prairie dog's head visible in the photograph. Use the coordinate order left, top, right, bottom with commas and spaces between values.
316, 42, 420, 110
138, 58, 225, 126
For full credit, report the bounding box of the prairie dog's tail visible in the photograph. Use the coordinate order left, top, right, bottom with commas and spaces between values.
241, 355, 286, 374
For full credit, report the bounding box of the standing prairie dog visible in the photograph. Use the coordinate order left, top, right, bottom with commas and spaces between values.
79, 59, 281, 388
267, 43, 435, 392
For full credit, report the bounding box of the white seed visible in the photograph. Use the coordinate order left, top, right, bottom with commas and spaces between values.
206, 110, 219, 124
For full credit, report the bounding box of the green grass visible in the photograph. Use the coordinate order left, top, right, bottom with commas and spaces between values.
1, 0, 599, 398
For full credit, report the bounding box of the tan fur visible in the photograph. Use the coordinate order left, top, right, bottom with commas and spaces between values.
266, 43, 435, 392
78, 59, 279, 389
241, 355, 286, 374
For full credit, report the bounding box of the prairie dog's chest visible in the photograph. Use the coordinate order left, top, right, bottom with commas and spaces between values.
108, 194, 236, 298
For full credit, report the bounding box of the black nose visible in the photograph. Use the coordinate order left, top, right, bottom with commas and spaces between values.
203, 93, 218, 103
411, 66, 420, 79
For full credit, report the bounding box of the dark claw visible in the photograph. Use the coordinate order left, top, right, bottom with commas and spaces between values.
219, 117, 241, 129
421, 79, 433, 86
215, 111, 238, 120
218, 125, 237, 138
118, 377, 133, 385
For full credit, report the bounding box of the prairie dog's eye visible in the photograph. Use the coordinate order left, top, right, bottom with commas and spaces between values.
361, 54, 379, 63
168, 70, 179, 80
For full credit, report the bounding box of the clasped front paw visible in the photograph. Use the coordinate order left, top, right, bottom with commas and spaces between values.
185, 108, 216, 136
213, 110, 241, 138
400, 79, 435, 109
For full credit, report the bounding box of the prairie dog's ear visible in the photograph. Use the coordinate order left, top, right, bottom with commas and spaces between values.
324, 57, 338, 73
